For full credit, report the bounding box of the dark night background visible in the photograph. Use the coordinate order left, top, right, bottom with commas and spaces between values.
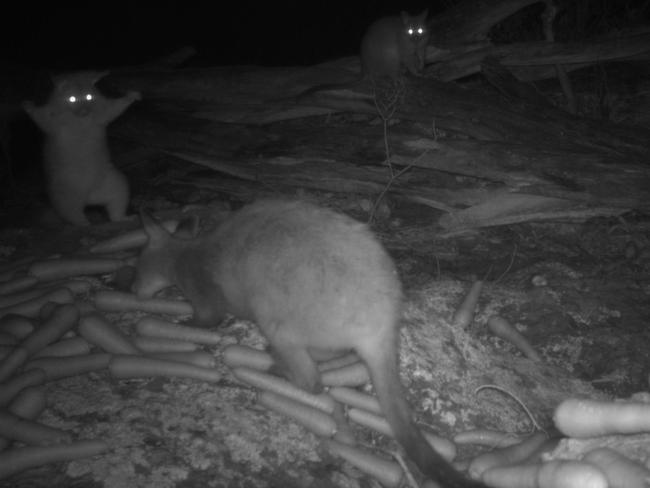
1, 1, 438, 70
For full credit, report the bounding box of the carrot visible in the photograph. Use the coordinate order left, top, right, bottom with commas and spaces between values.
487, 316, 542, 362
318, 352, 361, 372
34, 337, 91, 358
584, 447, 650, 488
258, 390, 337, 438
109, 355, 221, 382
0, 275, 38, 296
0, 387, 47, 451
78, 313, 140, 354
149, 351, 216, 369
321, 361, 370, 387
0, 287, 74, 320
135, 316, 220, 345
132, 336, 199, 353
0, 286, 61, 309
328, 386, 382, 414
7, 387, 47, 419
24, 353, 111, 381
0, 369, 46, 406
553, 397, 650, 437
89, 220, 179, 253
0, 347, 28, 383
347, 408, 456, 462
50, 279, 94, 295
0, 409, 71, 446
28, 257, 125, 281
0, 439, 108, 479
0, 314, 35, 339
232, 366, 336, 414
454, 429, 521, 448
95, 291, 193, 316
481, 460, 608, 488
222, 344, 274, 371
20, 303, 80, 357
469, 431, 548, 479
452, 280, 483, 328
326, 439, 403, 488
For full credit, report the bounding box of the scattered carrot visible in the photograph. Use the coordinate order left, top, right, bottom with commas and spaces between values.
454, 429, 521, 448
452, 280, 484, 328
89, 220, 179, 253
222, 344, 273, 371
78, 313, 140, 355
24, 353, 111, 381
318, 353, 361, 372
584, 447, 650, 488
0, 287, 74, 319
232, 366, 336, 414
149, 351, 216, 369
0, 387, 47, 451
95, 291, 193, 316
0, 314, 35, 339
487, 316, 541, 362
0, 257, 35, 282
347, 408, 456, 462
0, 286, 61, 309
326, 439, 403, 488
0, 275, 38, 296
34, 337, 91, 358
328, 386, 382, 414
481, 460, 608, 488
258, 390, 337, 438
553, 397, 650, 437
109, 355, 221, 382
0, 439, 108, 479
0, 369, 46, 406
0, 347, 28, 383
28, 257, 124, 282
0, 409, 71, 446
469, 431, 548, 479
20, 304, 80, 357
321, 361, 370, 387
135, 316, 220, 345
132, 336, 199, 353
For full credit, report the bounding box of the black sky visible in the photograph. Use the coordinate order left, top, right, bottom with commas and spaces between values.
2, 1, 437, 70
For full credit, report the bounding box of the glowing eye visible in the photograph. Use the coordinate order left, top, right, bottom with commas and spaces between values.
85, 93, 93, 101
407, 28, 414, 35
68, 96, 77, 103
418, 27, 424, 34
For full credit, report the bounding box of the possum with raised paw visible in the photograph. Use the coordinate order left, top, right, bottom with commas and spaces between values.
23, 70, 140, 225
132, 199, 485, 488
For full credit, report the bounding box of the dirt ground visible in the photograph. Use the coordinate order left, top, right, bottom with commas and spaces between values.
0, 180, 649, 487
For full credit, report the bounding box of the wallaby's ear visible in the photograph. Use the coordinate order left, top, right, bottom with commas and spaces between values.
418, 8, 428, 21
139, 209, 170, 244
174, 215, 200, 239
91, 70, 110, 85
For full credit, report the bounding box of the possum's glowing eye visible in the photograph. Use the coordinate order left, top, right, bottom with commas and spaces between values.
68, 96, 77, 103
417, 27, 424, 35
85, 93, 93, 101
407, 28, 414, 35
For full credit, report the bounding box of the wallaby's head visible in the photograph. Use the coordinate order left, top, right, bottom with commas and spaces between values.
400, 9, 429, 45
49, 70, 109, 117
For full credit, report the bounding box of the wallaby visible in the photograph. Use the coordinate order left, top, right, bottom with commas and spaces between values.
132, 199, 485, 488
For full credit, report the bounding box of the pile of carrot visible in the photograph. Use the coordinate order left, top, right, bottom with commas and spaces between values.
1, 238, 648, 487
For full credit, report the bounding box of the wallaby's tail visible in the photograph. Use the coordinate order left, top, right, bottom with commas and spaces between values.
361, 341, 487, 488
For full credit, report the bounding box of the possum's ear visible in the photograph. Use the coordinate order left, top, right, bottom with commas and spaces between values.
139, 210, 170, 245
174, 215, 200, 239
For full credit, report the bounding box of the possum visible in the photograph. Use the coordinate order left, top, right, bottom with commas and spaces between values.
132, 200, 485, 488
298, 9, 430, 99
23, 70, 140, 225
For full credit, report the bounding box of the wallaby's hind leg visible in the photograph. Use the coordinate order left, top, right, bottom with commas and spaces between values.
102, 173, 129, 222
266, 322, 321, 393
50, 190, 89, 225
